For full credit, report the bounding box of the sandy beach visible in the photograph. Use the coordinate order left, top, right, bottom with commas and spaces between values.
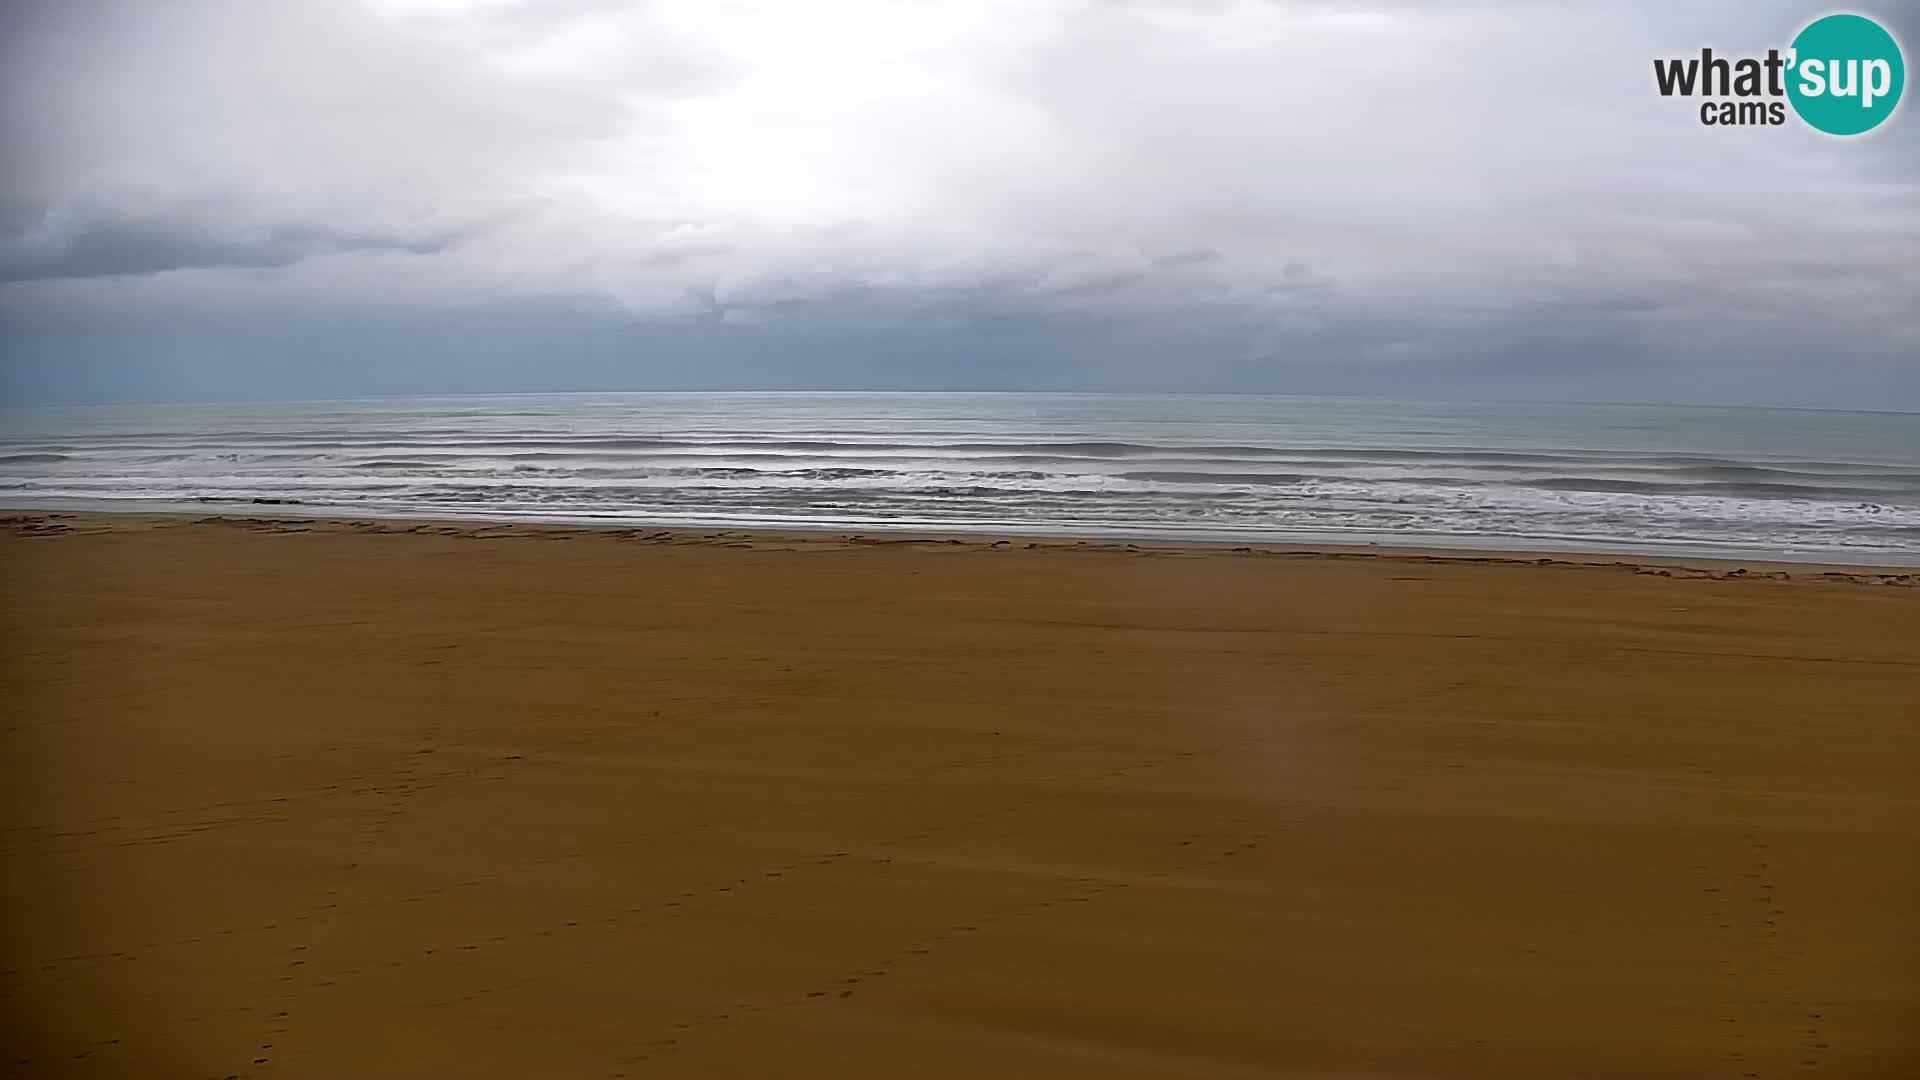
4, 511, 1917, 1079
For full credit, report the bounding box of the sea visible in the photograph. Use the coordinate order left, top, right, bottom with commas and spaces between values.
4, 392, 1918, 563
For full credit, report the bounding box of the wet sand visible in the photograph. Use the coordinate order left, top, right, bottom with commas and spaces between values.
4, 512, 1918, 1078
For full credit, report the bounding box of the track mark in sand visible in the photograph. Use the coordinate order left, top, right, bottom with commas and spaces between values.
224, 718, 613, 1078
38, 734, 588, 969
633, 742, 1083, 920
1680, 733, 1768, 1080
234, 712, 466, 1073
134, 738, 1194, 1077
1693, 798, 1811, 1077
220, 736, 1092, 1073
25, 810, 299, 856
606, 751, 1206, 1068
1728, 831, 1825, 1075
616, 752, 1271, 1072
621, 828, 1279, 1070
0, 758, 443, 844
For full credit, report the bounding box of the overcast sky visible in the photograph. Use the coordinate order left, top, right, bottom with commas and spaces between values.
2, 0, 1916, 407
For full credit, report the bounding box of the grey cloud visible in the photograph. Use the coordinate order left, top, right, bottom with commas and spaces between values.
1, 0, 1917, 407
0, 204, 493, 283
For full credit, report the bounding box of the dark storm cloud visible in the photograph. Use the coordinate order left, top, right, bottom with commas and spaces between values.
0, 204, 490, 283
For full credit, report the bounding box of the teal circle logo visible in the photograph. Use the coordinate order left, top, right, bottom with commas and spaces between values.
1787, 13, 1905, 135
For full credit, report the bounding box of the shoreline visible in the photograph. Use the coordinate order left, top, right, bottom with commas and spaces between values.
8, 390, 1917, 572
5, 507, 1918, 583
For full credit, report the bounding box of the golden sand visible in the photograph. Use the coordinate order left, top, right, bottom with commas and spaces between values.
4, 513, 1917, 1078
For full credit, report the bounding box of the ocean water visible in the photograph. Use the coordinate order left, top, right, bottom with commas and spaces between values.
4, 392, 1919, 562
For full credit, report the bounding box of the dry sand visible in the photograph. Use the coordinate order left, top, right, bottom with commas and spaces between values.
4, 511, 1918, 1079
